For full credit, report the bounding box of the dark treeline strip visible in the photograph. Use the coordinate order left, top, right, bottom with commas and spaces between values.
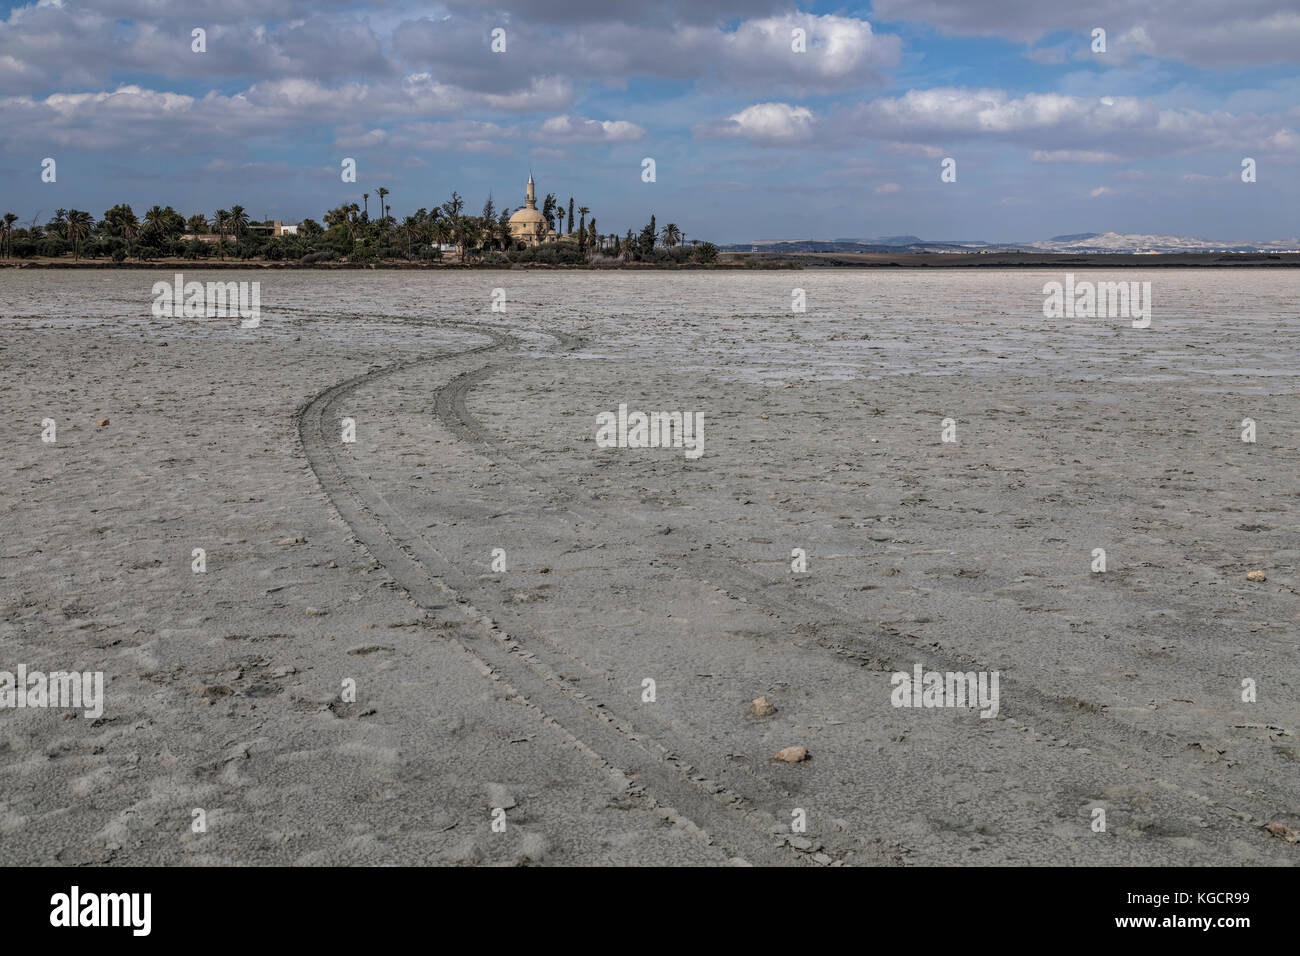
0, 197, 718, 267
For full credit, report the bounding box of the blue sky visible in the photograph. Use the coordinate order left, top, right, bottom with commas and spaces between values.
2, 0, 1297, 242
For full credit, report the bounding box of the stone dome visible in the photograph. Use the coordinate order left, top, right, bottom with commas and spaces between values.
508, 172, 554, 246
509, 207, 546, 226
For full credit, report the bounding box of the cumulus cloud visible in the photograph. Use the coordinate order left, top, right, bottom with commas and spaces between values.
0, 75, 572, 153
87, 0, 359, 24
538, 115, 645, 143
694, 87, 1299, 160
705, 14, 901, 90
870, 0, 1300, 66
392, 11, 900, 95
694, 102, 815, 144
14, 2, 890, 97
11, 2, 898, 97
844, 87, 1300, 159
438, 0, 788, 26
0, 3, 393, 92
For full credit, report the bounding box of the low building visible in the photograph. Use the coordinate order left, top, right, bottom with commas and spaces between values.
248, 220, 298, 237
181, 220, 299, 243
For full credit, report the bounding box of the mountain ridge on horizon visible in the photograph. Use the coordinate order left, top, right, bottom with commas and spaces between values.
722, 232, 1300, 254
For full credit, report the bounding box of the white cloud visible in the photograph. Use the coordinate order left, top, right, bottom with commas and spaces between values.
694, 102, 815, 143
870, 0, 1300, 66
538, 115, 646, 143
691, 87, 1300, 160
844, 87, 1300, 159
707, 14, 902, 90
0, 77, 573, 153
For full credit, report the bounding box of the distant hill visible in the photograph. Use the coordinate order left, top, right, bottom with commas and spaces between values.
722, 232, 1300, 255
1028, 232, 1300, 253
719, 239, 992, 254
721, 236, 1025, 254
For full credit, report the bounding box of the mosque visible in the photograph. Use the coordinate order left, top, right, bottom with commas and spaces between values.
507, 172, 557, 246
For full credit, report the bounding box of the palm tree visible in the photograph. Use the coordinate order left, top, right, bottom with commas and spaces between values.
213, 209, 230, 258
376, 187, 389, 222
555, 208, 564, 238
65, 209, 93, 260
577, 205, 589, 247
402, 214, 420, 258
144, 205, 168, 235
431, 217, 452, 258
103, 204, 139, 240
227, 205, 250, 238
322, 206, 345, 244
362, 192, 369, 220
2, 213, 16, 258
586, 217, 597, 252
453, 215, 479, 263
661, 223, 681, 248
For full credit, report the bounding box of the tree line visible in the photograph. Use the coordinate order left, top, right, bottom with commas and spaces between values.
0, 191, 718, 266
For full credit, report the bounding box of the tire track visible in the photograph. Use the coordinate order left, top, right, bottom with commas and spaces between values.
295, 322, 812, 866
428, 344, 1299, 848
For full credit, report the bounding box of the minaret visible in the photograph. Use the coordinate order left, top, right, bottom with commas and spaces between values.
525, 171, 537, 209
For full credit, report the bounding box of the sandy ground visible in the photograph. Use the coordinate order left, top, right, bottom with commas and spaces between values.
1, 268, 1297, 866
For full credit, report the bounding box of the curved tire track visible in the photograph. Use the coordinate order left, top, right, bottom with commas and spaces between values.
429, 341, 1299, 851
298, 318, 1293, 861
295, 322, 810, 866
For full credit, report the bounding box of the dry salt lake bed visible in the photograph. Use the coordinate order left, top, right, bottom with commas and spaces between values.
1, 268, 1297, 866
